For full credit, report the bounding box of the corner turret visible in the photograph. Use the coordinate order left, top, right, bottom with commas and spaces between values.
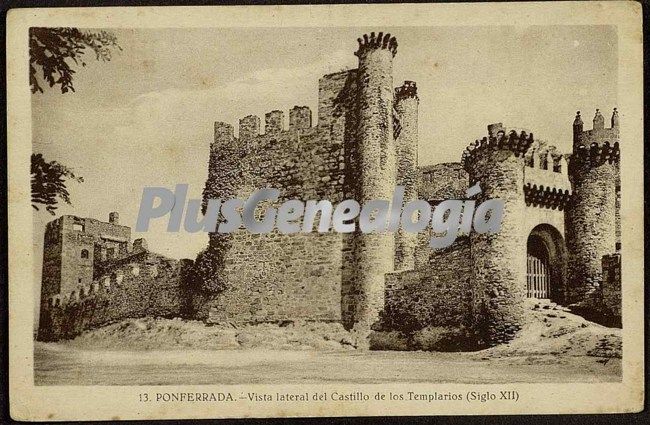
394, 81, 419, 271
573, 111, 583, 144
565, 108, 620, 304
611, 107, 619, 129
342, 32, 398, 336
462, 124, 532, 345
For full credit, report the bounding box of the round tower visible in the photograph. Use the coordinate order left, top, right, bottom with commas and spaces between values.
342, 32, 398, 333
565, 109, 620, 303
461, 125, 534, 345
394, 81, 419, 271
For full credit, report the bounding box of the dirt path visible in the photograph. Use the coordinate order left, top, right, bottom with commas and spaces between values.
34, 302, 622, 385
34, 344, 620, 385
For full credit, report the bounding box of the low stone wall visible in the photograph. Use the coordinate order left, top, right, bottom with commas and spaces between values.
601, 253, 621, 318
37, 252, 193, 341
382, 236, 472, 331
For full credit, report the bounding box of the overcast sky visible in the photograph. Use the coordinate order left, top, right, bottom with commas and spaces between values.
32, 25, 617, 287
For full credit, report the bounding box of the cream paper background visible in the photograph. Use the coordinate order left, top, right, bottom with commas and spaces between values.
7, 2, 644, 420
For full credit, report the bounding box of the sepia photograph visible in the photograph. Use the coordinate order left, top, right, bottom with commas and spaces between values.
7, 2, 644, 420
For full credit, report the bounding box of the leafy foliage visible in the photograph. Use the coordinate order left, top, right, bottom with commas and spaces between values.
29, 27, 121, 94
29, 28, 121, 213
31, 153, 84, 214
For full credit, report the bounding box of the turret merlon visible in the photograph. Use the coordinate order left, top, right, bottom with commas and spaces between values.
289, 106, 312, 131
239, 115, 261, 140
355, 32, 398, 57
593, 108, 605, 130
214, 122, 234, 143
611, 108, 619, 129
395, 81, 418, 101
461, 126, 535, 170
265, 110, 284, 134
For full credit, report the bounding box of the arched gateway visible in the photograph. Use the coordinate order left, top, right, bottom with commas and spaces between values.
526, 224, 568, 303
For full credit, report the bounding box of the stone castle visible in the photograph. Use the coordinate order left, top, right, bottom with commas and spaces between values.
38, 32, 621, 347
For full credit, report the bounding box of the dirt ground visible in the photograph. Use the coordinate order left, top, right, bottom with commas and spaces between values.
34, 301, 621, 385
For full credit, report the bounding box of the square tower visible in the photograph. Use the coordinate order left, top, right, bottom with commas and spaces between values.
40, 213, 131, 299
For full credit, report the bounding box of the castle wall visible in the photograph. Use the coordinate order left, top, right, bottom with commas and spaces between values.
42, 215, 131, 299
384, 236, 472, 331
37, 251, 190, 341
203, 127, 347, 323
200, 71, 357, 324
418, 162, 469, 201
208, 233, 343, 323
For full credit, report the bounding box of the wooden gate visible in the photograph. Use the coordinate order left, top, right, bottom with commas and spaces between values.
527, 242, 550, 299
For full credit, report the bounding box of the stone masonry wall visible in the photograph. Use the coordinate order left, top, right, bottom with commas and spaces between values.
37, 250, 191, 341
418, 162, 469, 201
41, 219, 63, 298
601, 253, 621, 318
200, 71, 357, 324
204, 126, 347, 323
384, 236, 472, 331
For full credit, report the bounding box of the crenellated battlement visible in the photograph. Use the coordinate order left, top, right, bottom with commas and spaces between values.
44, 248, 173, 311
355, 32, 398, 57
524, 184, 572, 210
395, 81, 418, 101
45, 279, 105, 309
571, 108, 620, 167
461, 125, 535, 171
573, 109, 620, 151
213, 106, 317, 147
572, 140, 620, 168
522, 141, 572, 205
524, 142, 568, 174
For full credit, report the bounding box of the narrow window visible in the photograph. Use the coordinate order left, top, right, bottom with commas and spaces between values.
81, 249, 89, 259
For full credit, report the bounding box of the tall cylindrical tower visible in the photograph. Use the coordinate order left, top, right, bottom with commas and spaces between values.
462, 125, 534, 345
565, 109, 620, 303
342, 32, 398, 332
394, 81, 419, 271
